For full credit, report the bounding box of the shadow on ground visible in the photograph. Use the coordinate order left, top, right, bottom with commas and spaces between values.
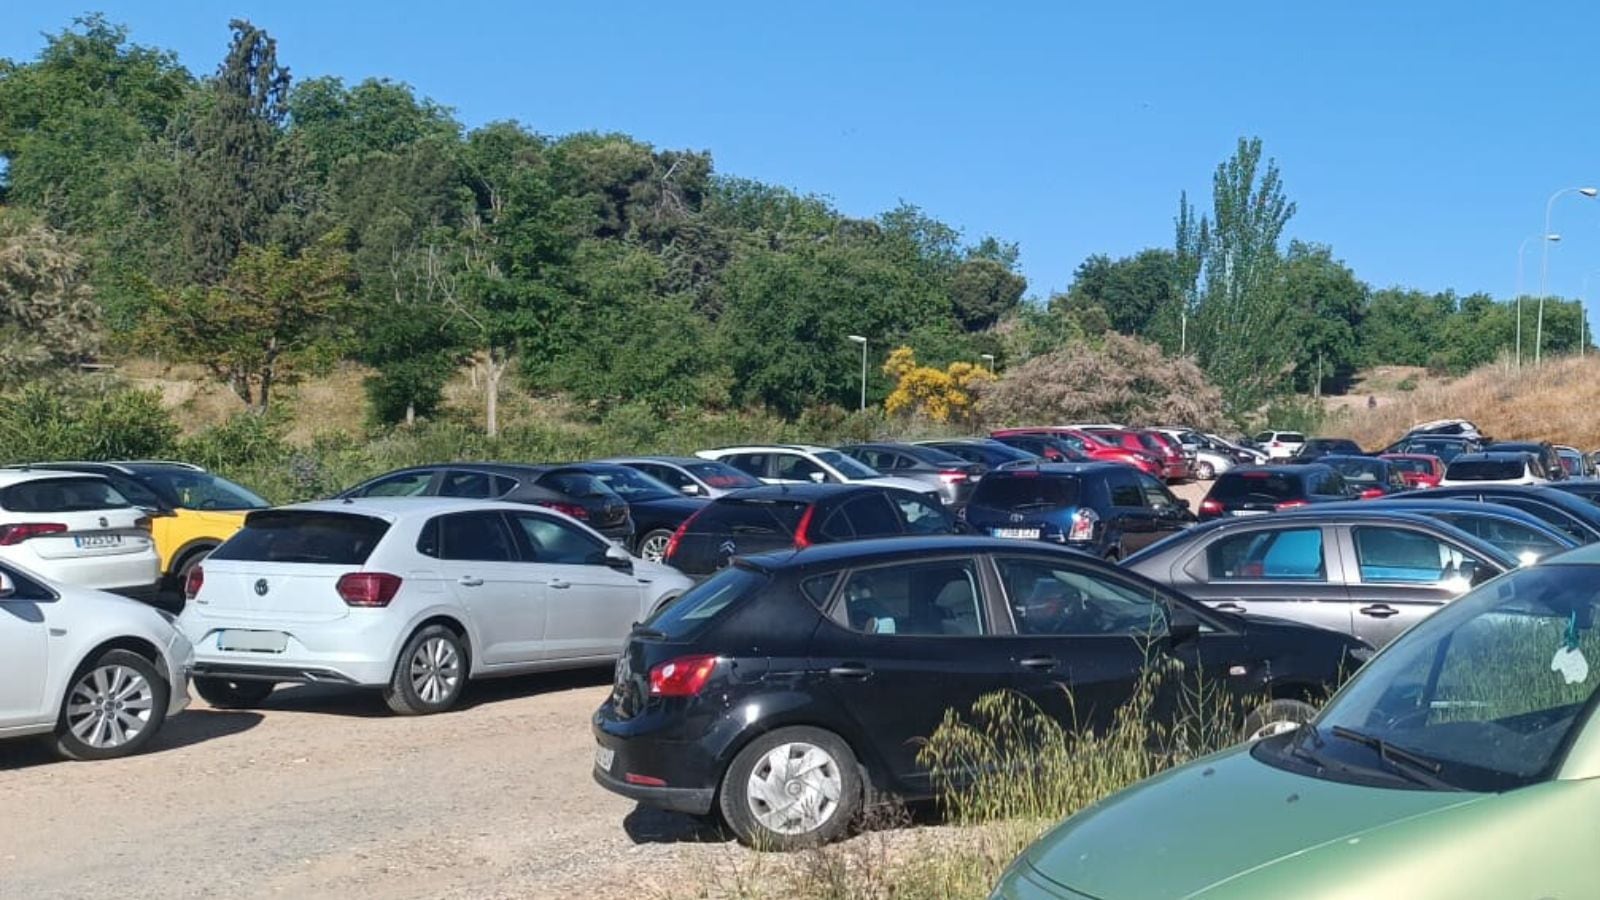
0, 707, 263, 771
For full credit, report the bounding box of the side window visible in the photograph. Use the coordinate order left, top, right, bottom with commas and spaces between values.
1137, 474, 1175, 509
0, 563, 54, 600
838, 559, 984, 636
774, 454, 828, 483
1205, 528, 1326, 581
818, 507, 854, 542
437, 512, 518, 562
1057, 434, 1086, 453
108, 474, 165, 508
1351, 526, 1483, 585
511, 513, 607, 565
843, 494, 902, 538
1496, 499, 1589, 542
416, 518, 440, 557
889, 453, 917, 471
893, 494, 955, 535
724, 454, 767, 478
996, 557, 1167, 637
1108, 474, 1144, 508
801, 572, 839, 608
1313, 472, 1347, 497
357, 470, 435, 498
639, 464, 690, 491
439, 470, 497, 498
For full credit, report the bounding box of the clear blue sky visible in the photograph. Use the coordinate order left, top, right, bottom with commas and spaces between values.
10, 2, 1600, 311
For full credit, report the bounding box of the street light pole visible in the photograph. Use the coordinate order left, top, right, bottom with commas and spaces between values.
980, 352, 996, 373
847, 335, 867, 411
1538, 186, 1598, 366
1518, 233, 1560, 368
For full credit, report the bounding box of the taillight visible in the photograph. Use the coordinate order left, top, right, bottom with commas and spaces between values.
538, 501, 589, 520
336, 572, 403, 607
663, 510, 701, 562
1359, 487, 1384, 500
648, 654, 719, 697
1199, 498, 1223, 515
1271, 441, 1282, 448
1275, 499, 1309, 510
937, 470, 969, 484
134, 516, 153, 532
793, 504, 817, 549
184, 564, 205, 600
0, 523, 67, 545
1067, 507, 1098, 542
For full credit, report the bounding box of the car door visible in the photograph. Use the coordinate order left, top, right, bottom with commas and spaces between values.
1136, 473, 1192, 545
811, 556, 1012, 795
771, 452, 831, 485
1338, 524, 1491, 647
508, 511, 644, 661
1183, 524, 1354, 636
1104, 471, 1155, 554
0, 565, 50, 726
427, 511, 547, 665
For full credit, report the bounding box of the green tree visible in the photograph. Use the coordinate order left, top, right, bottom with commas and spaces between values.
1276, 241, 1366, 394
1359, 288, 1454, 367
0, 210, 101, 384
948, 257, 1026, 330
1058, 249, 1178, 336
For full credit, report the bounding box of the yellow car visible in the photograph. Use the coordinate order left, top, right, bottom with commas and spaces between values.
31, 461, 268, 606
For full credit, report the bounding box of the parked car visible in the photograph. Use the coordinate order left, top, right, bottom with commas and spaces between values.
695, 445, 937, 501
543, 463, 709, 563
1364, 500, 1577, 564
662, 483, 961, 578
594, 538, 1370, 848
1125, 508, 1513, 647
1196, 465, 1354, 520
1551, 479, 1600, 505
963, 463, 1193, 560
336, 463, 636, 544
1289, 437, 1364, 462
1380, 433, 1483, 463
1083, 428, 1191, 481
1204, 432, 1269, 466
1555, 444, 1592, 478
988, 433, 1091, 463
916, 438, 1042, 471
1482, 440, 1565, 480
1318, 454, 1410, 498
1404, 416, 1484, 440
996, 548, 1600, 899
0, 561, 191, 760
29, 461, 268, 606
1440, 451, 1550, 487
0, 469, 160, 603
1162, 431, 1247, 480
181, 499, 691, 715
1252, 430, 1307, 460
601, 456, 764, 499
1373, 484, 1600, 544
837, 442, 984, 509
1378, 452, 1445, 488
990, 428, 1162, 476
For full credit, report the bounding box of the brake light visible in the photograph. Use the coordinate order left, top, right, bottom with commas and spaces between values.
663, 510, 701, 562
1271, 441, 1282, 448
937, 470, 969, 484
1199, 498, 1223, 515
624, 773, 667, 786
1067, 507, 1099, 542
1275, 500, 1309, 510
1359, 487, 1384, 500
793, 504, 817, 549
0, 523, 67, 545
336, 572, 403, 607
134, 516, 153, 532
648, 654, 719, 697
184, 564, 205, 600
538, 501, 589, 520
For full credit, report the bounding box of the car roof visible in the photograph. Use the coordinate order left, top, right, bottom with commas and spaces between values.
0, 468, 113, 487
714, 483, 879, 502
372, 462, 557, 477
269, 497, 560, 520
736, 535, 1107, 572
1218, 463, 1329, 476
1318, 454, 1383, 464
1449, 452, 1532, 463
601, 456, 714, 467
23, 460, 208, 475
981, 462, 1128, 477
703, 444, 832, 454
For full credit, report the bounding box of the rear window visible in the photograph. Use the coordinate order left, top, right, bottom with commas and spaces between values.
971, 473, 1081, 508
1447, 459, 1526, 481
1211, 472, 1300, 501
1388, 457, 1433, 475
644, 566, 770, 637
1325, 459, 1383, 484
1278, 432, 1307, 443
684, 461, 762, 490
541, 471, 618, 499
694, 499, 808, 536
210, 511, 390, 564
0, 477, 130, 513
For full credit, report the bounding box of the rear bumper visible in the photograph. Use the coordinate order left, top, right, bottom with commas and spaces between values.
592, 701, 725, 816
0, 547, 160, 594
180, 609, 403, 686
592, 764, 716, 815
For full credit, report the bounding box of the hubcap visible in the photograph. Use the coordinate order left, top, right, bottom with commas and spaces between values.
745, 741, 843, 835
1249, 719, 1303, 741
67, 664, 155, 749
409, 637, 462, 705
640, 533, 671, 563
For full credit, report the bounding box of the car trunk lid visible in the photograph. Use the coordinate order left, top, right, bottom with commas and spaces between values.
193, 509, 393, 623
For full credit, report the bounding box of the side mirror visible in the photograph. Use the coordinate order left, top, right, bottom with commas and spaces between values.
0, 571, 13, 599
680, 483, 703, 496
1167, 605, 1202, 645
142, 507, 178, 519
603, 546, 634, 573
809, 472, 827, 484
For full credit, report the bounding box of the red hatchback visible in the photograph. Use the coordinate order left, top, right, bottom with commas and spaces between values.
1378, 453, 1445, 489
989, 427, 1164, 478
1084, 428, 1192, 482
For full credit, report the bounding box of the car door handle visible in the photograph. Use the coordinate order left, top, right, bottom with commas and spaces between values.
1359, 604, 1399, 618
457, 576, 484, 587
548, 578, 571, 590
1214, 602, 1246, 613
1018, 655, 1059, 671
828, 663, 872, 680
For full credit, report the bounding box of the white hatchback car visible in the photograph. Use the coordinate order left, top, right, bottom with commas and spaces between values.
1440, 451, 1551, 487
179, 498, 693, 715
0, 468, 161, 601
0, 561, 191, 759
695, 445, 941, 500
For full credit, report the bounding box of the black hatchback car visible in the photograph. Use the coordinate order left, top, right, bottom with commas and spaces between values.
1289, 438, 1364, 462
592, 538, 1371, 848
552, 463, 709, 562
336, 463, 635, 543
662, 483, 962, 577
1373, 484, 1600, 543
1197, 464, 1354, 519
963, 463, 1193, 560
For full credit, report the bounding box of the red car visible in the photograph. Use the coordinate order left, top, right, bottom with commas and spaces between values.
989, 427, 1164, 477
1379, 453, 1445, 489
1084, 428, 1192, 482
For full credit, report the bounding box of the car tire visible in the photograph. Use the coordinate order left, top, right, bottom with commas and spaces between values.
1241, 698, 1319, 742
383, 624, 468, 716
193, 677, 275, 709
636, 528, 675, 563
1196, 460, 1216, 480
52, 649, 171, 761
718, 726, 863, 850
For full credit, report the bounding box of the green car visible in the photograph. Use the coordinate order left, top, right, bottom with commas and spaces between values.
995, 545, 1600, 899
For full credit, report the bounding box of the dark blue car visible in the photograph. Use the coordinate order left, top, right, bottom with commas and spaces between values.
962, 462, 1194, 560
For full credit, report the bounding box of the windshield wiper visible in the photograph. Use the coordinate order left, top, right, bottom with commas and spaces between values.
1330, 726, 1459, 790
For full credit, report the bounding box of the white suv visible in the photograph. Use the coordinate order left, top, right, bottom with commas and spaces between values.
0, 469, 161, 601
696, 445, 940, 500
0, 561, 191, 759
179, 498, 693, 715
1252, 431, 1307, 460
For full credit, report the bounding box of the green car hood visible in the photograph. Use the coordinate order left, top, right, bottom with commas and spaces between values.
1021, 744, 1485, 899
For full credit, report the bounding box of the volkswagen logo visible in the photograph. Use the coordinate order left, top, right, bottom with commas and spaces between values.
98, 516, 108, 528
1009, 513, 1025, 523
719, 540, 738, 556
254, 578, 269, 597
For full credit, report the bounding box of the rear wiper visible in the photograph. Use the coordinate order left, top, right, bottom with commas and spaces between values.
1330, 726, 1458, 790
1009, 501, 1054, 510
629, 624, 666, 639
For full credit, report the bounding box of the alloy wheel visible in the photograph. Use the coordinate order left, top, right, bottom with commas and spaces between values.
66, 664, 156, 749
409, 636, 463, 704
745, 741, 844, 835
639, 533, 671, 563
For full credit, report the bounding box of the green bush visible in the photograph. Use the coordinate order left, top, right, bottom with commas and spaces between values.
0, 382, 177, 463
1397, 375, 1418, 392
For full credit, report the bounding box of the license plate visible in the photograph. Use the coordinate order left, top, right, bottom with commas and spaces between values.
1230, 510, 1269, 517
992, 528, 1041, 539
74, 534, 124, 549
216, 630, 288, 653
595, 746, 615, 772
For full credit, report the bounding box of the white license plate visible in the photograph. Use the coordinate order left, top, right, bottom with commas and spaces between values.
74, 534, 124, 549
216, 630, 288, 653
595, 746, 615, 772
1230, 510, 1269, 517
992, 528, 1042, 539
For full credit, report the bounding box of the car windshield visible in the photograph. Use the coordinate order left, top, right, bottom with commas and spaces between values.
817, 450, 883, 480
1448, 459, 1526, 481
143, 469, 268, 510
971, 473, 1080, 508
1388, 457, 1434, 475
684, 461, 763, 490
589, 467, 676, 501
1277, 563, 1600, 792
1326, 458, 1383, 483
1210, 472, 1299, 501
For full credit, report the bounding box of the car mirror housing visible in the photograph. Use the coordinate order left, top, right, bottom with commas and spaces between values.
603, 546, 634, 573
0, 571, 13, 599
809, 472, 827, 484
680, 483, 702, 496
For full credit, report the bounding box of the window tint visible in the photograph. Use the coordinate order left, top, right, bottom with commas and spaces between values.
635, 463, 689, 491
0, 477, 130, 513
437, 512, 518, 562
817, 450, 880, 479
644, 567, 768, 637
439, 470, 506, 498
1494, 498, 1590, 542
1447, 459, 1527, 481
211, 511, 389, 564
1138, 474, 1176, 509
893, 494, 955, 535
1206, 528, 1326, 581
971, 473, 1080, 509
1211, 472, 1299, 502
774, 454, 828, 482
996, 558, 1167, 637
801, 572, 839, 608
0, 562, 55, 601
105, 474, 164, 508
1279, 432, 1307, 443
694, 500, 806, 537
839, 560, 983, 636
684, 461, 763, 490
843, 493, 901, 538
818, 507, 853, 541
1108, 473, 1144, 508
1352, 526, 1481, 585
356, 470, 434, 498
1430, 514, 1566, 562
145, 470, 269, 510
1313, 472, 1349, 497
540, 471, 613, 498
512, 513, 605, 565
723, 454, 768, 478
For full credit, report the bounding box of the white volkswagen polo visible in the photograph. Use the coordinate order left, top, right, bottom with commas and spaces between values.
0, 469, 161, 602
179, 498, 693, 715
